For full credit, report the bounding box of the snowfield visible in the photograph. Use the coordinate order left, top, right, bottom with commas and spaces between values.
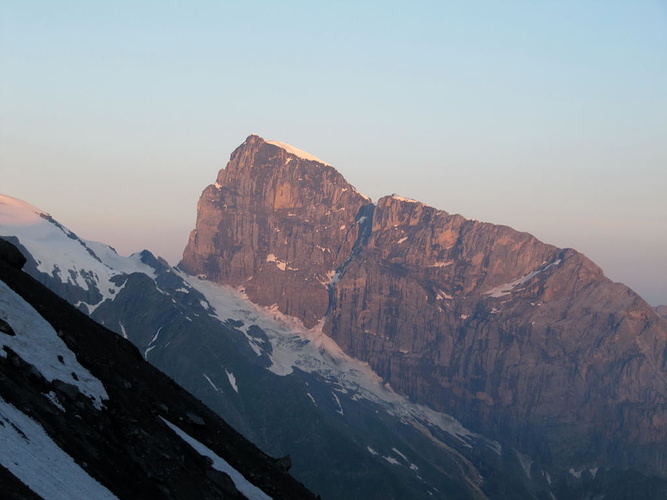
183, 273, 493, 449
0, 397, 117, 499
0, 280, 108, 409
0, 193, 157, 313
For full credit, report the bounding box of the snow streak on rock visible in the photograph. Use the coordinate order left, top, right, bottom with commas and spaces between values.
0, 397, 117, 500
160, 417, 271, 500
0, 280, 108, 409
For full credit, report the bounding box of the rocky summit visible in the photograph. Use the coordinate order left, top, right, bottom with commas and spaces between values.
181, 135, 667, 481
181, 134, 373, 328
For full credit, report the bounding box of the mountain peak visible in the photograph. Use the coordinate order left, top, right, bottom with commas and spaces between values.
264, 139, 330, 166
182, 136, 667, 482
239, 134, 330, 166
0, 194, 48, 226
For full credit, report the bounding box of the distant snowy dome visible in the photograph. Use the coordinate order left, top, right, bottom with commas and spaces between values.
265, 139, 330, 166
0, 194, 48, 226
390, 194, 420, 204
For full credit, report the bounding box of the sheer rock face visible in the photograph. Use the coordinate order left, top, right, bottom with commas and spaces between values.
182, 136, 667, 477
326, 195, 667, 474
180, 135, 371, 328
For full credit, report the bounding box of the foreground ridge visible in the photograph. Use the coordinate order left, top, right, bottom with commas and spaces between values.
0, 238, 317, 500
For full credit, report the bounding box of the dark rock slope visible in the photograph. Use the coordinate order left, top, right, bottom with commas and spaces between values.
0, 238, 317, 500
181, 135, 667, 481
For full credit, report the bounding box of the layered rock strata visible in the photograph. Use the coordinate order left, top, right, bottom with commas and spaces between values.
181, 135, 667, 477
181, 134, 371, 328
327, 195, 667, 474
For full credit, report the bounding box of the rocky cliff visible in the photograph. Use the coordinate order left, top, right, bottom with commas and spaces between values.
327, 195, 667, 475
181, 135, 667, 481
180, 135, 372, 328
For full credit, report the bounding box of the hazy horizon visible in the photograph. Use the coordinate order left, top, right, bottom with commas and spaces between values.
1, 2, 665, 305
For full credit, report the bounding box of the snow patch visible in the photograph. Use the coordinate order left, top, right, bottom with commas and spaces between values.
436, 290, 453, 300
430, 261, 453, 268
83, 241, 157, 279
516, 450, 533, 479
44, 391, 65, 412
0, 397, 118, 499
391, 194, 419, 203
226, 370, 239, 393
266, 139, 329, 166
182, 273, 489, 450
160, 418, 272, 500
265, 254, 298, 272
118, 322, 128, 340
0, 280, 108, 410
332, 391, 344, 415
485, 259, 561, 298
203, 373, 222, 393
144, 326, 163, 360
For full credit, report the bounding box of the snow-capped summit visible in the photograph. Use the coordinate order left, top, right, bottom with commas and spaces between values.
0, 193, 156, 314
0, 194, 49, 225
265, 138, 330, 165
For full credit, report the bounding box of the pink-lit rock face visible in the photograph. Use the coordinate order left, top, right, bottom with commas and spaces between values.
180, 135, 371, 328
182, 135, 667, 477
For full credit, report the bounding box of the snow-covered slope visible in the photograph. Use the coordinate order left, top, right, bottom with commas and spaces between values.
0, 194, 155, 313
0, 279, 108, 409
184, 274, 481, 447
0, 237, 317, 499
265, 139, 330, 165
0, 396, 118, 500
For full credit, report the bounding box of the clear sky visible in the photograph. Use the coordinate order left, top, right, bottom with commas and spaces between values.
1, 1, 666, 305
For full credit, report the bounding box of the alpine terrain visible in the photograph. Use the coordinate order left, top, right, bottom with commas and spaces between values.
1, 134, 666, 499
0, 236, 316, 499
181, 135, 667, 497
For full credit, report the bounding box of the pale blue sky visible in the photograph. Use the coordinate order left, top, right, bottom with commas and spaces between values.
1, 1, 666, 304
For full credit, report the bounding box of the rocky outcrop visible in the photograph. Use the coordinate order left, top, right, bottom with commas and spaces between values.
180, 134, 372, 328
181, 136, 667, 482
0, 238, 26, 270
